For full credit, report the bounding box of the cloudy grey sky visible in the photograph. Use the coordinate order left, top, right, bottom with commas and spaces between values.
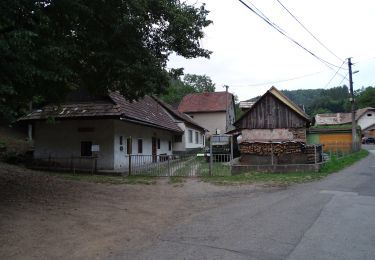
168, 0, 375, 101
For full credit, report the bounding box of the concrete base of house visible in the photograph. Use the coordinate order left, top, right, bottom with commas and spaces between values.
232, 163, 321, 174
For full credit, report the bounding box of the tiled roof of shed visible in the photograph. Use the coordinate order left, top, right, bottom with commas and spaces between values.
178, 91, 233, 113
18, 92, 183, 133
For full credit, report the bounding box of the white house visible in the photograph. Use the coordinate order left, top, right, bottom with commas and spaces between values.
178, 91, 236, 136
152, 97, 206, 153
19, 93, 205, 171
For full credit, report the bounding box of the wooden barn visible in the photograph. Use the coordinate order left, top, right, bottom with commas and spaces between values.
234, 86, 321, 168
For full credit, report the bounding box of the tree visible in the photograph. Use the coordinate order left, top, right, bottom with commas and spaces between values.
356, 86, 375, 108
0, 0, 212, 122
159, 73, 216, 106
183, 74, 215, 92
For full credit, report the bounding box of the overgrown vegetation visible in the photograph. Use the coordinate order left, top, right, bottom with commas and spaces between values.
201, 149, 369, 185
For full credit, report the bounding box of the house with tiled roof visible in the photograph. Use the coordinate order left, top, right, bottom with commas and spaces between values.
18, 92, 205, 170
178, 91, 236, 136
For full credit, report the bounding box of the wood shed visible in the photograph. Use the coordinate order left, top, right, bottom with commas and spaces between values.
234, 86, 320, 167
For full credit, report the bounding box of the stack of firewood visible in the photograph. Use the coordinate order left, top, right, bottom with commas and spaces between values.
239, 141, 305, 156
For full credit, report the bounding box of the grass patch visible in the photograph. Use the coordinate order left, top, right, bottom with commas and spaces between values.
50, 172, 156, 185
169, 176, 186, 185
201, 149, 369, 185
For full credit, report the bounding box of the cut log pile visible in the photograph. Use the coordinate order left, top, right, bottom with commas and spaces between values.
240, 142, 322, 162
239, 141, 304, 156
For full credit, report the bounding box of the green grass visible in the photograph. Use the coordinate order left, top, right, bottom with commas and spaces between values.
201, 149, 369, 186
50, 172, 157, 185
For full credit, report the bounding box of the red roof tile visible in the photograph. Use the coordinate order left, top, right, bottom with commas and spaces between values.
178, 92, 233, 113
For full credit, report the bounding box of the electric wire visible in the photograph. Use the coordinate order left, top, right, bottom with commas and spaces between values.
238, 0, 345, 72
232, 70, 325, 87
275, 0, 343, 62
323, 59, 347, 89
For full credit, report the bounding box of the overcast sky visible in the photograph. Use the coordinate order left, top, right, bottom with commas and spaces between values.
168, 0, 375, 101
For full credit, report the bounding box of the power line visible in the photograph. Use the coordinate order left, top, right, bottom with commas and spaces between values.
233, 70, 325, 87
238, 0, 344, 72
323, 59, 347, 89
275, 0, 343, 62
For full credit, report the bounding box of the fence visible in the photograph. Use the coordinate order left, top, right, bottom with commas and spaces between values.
30, 156, 98, 173
125, 153, 232, 177
322, 141, 361, 160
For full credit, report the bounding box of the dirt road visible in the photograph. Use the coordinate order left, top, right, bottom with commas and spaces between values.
0, 163, 272, 259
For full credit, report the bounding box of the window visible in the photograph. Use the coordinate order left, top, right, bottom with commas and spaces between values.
188, 130, 193, 143
81, 141, 92, 157
119, 136, 123, 145
137, 139, 143, 154
157, 138, 161, 149
195, 132, 199, 144
367, 113, 372, 117
168, 141, 172, 151
174, 135, 182, 142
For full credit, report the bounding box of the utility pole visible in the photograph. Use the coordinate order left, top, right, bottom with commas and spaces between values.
224, 85, 229, 133
348, 57, 357, 151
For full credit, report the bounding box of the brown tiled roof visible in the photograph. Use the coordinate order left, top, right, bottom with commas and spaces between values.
152, 96, 207, 131
18, 92, 183, 133
178, 91, 233, 113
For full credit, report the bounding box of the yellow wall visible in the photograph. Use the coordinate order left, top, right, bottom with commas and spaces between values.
320, 133, 352, 152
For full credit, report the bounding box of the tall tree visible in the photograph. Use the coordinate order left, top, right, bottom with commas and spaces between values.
356, 86, 375, 108
183, 74, 215, 92
0, 0, 212, 122
159, 73, 216, 106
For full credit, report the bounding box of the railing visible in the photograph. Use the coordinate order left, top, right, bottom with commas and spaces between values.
322, 141, 361, 160
125, 154, 232, 177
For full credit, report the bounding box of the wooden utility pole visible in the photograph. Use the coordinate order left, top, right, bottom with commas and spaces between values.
348, 58, 357, 151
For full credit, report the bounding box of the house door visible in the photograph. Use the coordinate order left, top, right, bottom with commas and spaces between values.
152, 137, 157, 162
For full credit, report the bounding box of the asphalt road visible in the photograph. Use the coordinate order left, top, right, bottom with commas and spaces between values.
125, 145, 375, 260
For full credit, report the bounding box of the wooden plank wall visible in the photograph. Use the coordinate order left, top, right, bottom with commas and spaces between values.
236, 94, 307, 129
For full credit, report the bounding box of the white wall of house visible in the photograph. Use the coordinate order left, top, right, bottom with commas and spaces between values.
357, 111, 375, 130
113, 120, 174, 170
34, 119, 115, 169
187, 111, 226, 136
184, 126, 204, 150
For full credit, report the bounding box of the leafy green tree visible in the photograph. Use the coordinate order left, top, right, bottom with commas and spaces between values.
183, 74, 215, 92
159, 73, 216, 106
0, 0, 212, 122
356, 86, 375, 108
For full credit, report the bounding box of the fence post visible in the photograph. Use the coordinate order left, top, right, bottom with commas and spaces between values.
230, 136, 234, 175
128, 155, 132, 176
167, 155, 170, 177
271, 143, 274, 165
209, 140, 213, 176
314, 145, 317, 164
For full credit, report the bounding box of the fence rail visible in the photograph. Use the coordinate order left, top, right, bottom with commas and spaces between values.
125, 154, 232, 177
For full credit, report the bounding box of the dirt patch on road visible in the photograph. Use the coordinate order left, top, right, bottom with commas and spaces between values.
0, 163, 271, 259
